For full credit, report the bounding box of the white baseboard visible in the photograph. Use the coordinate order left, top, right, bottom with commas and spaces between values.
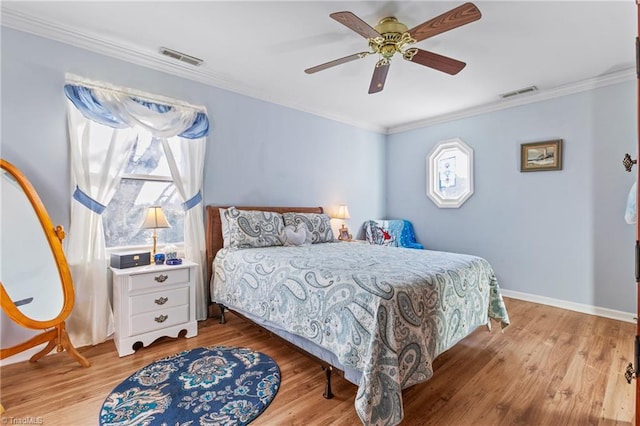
501, 289, 636, 324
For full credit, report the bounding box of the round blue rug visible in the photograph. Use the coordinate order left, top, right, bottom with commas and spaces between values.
99, 346, 280, 425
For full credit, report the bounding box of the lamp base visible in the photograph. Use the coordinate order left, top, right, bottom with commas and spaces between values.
151, 234, 158, 256
338, 224, 352, 241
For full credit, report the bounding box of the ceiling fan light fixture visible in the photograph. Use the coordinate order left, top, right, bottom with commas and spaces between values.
500, 85, 538, 99
307, 3, 482, 93
159, 47, 203, 67
374, 16, 408, 35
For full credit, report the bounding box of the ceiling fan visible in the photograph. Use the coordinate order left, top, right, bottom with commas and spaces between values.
304, 2, 481, 94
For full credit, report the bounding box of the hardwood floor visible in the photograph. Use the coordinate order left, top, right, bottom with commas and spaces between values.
0, 297, 635, 425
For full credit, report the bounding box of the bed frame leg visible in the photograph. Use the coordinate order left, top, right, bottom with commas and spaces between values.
322, 366, 334, 399
218, 303, 226, 324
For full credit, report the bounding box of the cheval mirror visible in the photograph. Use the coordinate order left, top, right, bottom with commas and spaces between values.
0, 159, 89, 367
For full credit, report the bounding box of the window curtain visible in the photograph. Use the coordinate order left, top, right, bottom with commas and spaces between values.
64, 75, 209, 346
65, 106, 136, 347
161, 138, 207, 320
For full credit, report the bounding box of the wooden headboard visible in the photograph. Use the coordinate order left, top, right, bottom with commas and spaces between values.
205, 205, 324, 286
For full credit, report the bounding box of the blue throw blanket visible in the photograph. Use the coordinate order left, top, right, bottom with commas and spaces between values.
363, 219, 424, 249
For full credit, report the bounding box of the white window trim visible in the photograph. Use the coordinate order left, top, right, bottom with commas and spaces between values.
122, 174, 173, 182
106, 242, 186, 257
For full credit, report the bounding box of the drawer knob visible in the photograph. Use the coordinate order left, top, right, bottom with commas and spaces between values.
154, 274, 168, 283
154, 296, 168, 305
155, 314, 168, 323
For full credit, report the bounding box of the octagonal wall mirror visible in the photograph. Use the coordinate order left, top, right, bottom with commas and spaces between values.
426, 138, 474, 208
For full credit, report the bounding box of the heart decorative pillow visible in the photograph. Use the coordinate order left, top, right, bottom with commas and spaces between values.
281, 224, 312, 246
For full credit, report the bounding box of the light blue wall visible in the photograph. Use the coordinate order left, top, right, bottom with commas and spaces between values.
0, 27, 385, 359
0, 27, 386, 234
386, 81, 636, 313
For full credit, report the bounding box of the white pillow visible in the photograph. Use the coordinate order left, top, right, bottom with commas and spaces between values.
219, 208, 231, 248
281, 224, 313, 246
282, 225, 306, 246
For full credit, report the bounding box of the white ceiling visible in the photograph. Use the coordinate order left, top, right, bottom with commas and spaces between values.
1, 1, 636, 133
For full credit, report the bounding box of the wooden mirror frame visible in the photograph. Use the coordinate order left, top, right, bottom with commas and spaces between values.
0, 159, 89, 367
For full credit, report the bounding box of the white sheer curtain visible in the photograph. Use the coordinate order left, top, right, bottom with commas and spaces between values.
66, 106, 137, 346
65, 76, 209, 346
162, 138, 207, 319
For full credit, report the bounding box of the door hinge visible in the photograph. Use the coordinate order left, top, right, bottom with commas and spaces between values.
636, 241, 640, 281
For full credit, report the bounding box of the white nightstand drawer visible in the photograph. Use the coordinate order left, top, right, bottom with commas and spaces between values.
130, 267, 190, 292
130, 286, 189, 315
130, 305, 189, 336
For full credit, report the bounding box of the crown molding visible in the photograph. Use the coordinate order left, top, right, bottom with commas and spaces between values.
1, 8, 386, 134
386, 68, 635, 134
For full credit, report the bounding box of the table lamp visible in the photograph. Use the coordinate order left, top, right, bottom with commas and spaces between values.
141, 206, 171, 256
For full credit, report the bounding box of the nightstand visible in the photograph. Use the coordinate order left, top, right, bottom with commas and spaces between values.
111, 261, 198, 357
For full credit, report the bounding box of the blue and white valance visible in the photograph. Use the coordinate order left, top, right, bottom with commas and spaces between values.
64, 84, 209, 139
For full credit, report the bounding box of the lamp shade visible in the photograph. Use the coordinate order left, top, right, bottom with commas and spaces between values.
335, 204, 351, 220
141, 206, 171, 229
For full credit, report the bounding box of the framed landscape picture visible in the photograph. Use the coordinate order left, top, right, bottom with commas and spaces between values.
520, 139, 563, 172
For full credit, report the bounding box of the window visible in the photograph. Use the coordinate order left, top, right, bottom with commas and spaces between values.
65, 77, 210, 337
102, 131, 184, 248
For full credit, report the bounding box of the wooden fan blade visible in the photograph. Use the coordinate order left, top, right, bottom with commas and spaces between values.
330, 11, 381, 39
368, 61, 390, 94
305, 52, 370, 74
405, 48, 466, 75
408, 2, 481, 42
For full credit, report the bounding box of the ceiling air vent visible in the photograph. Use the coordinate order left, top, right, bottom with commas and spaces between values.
499, 85, 538, 99
159, 47, 203, 66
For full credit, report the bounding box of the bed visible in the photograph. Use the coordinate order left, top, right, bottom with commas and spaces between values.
206, 205, 509, 425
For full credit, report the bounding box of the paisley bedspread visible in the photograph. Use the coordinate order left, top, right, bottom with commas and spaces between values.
211, 242, 509, 425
